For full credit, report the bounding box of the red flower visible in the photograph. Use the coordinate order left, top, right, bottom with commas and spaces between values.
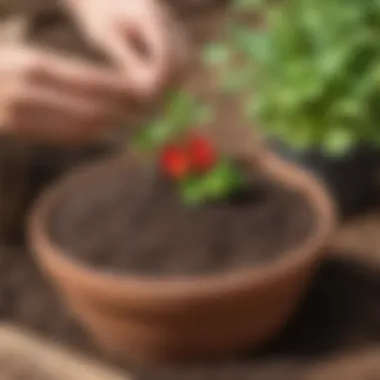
188, 134, 216, 172
160, 145, 190, 179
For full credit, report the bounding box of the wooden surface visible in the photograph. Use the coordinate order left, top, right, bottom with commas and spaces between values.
0, 325, 128, 380
331, 211, 380, 266
305, 347, 380, 380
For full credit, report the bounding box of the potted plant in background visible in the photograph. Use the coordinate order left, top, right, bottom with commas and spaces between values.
206, 0, 380, 218
28, 82, 335, 363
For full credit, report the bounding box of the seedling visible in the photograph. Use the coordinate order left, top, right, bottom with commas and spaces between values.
133, 90, 246, 206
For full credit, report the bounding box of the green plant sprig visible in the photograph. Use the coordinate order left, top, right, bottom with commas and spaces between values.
133, 90, 247, 206
204, 0, 380, 156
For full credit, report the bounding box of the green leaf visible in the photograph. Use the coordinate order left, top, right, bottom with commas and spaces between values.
202, 43, 231, 67
132, 129, 152, 152
180, 160, 245, 205
195, 104, 214, 125
233, 0, 267, 12
221, 69, 253, 93
323, 128, 354, 155
166, 91, 196, 130
282, 124, 313, 151
331, 98, 363, 119
133, 120, 171, 152
180, 178, 207, 205
230, 27, 270, 61
201, 165, 233, 198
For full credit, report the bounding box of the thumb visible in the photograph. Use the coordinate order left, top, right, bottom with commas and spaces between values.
101, 32, 165, 99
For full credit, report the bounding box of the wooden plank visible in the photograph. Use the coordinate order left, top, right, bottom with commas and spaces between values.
306, 347, 380, 380
0, 324, 131, 380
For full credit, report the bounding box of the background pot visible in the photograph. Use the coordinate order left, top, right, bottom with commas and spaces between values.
28, 152, 335, 363
271, 140, 380, 219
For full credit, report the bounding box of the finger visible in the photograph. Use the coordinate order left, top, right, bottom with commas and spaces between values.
134, 6, 168, 69
102, 31, 143, 72
9, 86, 122, 143
15, 114, 110, 144
15, 106, 118, 144
112, 9, 186, 97
31, 50, 129, 102
102, 33, 159, 98
143, 13, 190, 91
169, 17, 191, 75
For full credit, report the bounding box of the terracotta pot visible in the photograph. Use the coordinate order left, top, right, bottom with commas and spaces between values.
27, 150, 336, 363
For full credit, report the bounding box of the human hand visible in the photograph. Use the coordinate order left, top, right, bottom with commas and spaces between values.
0, 44, 128, 143
64, 0, 186, 100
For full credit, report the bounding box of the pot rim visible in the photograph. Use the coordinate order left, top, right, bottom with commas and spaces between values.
27, 149, 336, 302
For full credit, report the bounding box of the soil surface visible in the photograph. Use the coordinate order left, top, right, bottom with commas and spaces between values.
50, 159, 314, 276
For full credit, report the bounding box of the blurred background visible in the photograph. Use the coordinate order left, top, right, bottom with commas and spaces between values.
1, 0, 380, 379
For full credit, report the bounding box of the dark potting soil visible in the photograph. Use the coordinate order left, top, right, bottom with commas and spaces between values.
49, 160, 315, 276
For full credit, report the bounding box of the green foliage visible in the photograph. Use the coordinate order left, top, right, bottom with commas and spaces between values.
205, 0, 380, 155
133, 90, 214, 153
133, 90, 246, 206
180, 159, 245, 205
